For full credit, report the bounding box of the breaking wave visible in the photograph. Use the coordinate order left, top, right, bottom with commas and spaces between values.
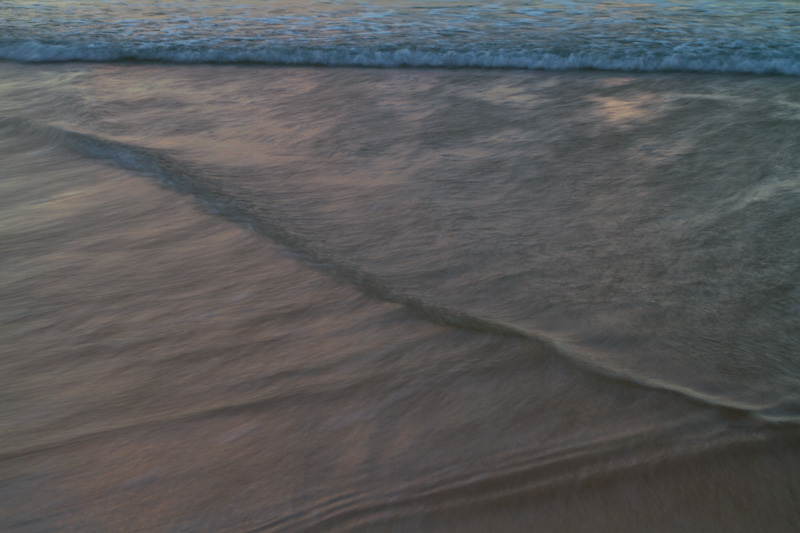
2, 40, 799, 76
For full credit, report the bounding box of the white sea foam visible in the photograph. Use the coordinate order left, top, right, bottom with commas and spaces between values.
1, 40, 798, 76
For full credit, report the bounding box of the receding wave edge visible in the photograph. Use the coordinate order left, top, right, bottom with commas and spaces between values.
4, 115, 798, 426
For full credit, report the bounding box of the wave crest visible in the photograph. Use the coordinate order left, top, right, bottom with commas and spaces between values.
2, 40, 799, 76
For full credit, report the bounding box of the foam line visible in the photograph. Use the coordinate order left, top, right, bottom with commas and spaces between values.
1, 41, 799, 77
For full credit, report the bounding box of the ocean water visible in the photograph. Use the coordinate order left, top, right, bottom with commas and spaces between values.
1, 1, 800, 531
2, 0, 800, 75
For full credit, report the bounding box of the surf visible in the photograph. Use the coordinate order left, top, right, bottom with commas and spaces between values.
2, 40, 799, 77
5, 113, 795, 425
